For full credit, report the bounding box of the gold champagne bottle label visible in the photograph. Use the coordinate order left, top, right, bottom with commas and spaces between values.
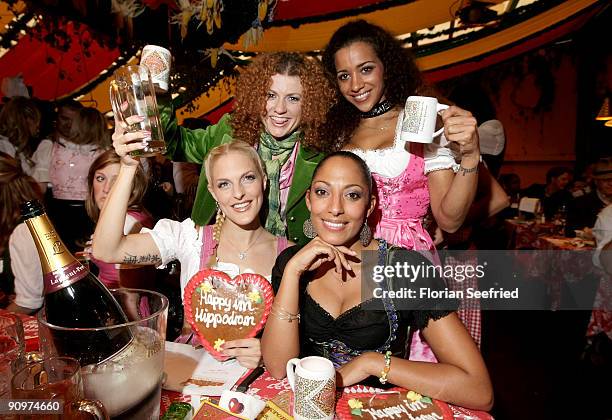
25, 214, 87, 294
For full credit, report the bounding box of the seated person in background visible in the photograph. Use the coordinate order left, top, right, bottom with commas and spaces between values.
84, 150, 153, 289
566, 157, 612, 236
93, 140, 289, 369
0, 153, 43, 314
262, 152, 492, 410
522, 166, 573, 220
569, 162, 594, 198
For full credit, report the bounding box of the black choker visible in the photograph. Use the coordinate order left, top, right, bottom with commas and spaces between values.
360, 99, 392, 118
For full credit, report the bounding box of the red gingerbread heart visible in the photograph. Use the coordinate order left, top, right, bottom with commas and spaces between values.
183, 269, 274, 360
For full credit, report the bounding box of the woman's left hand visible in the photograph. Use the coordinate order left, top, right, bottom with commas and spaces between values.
222, 338, 262, 369
336, 353, 379, 387
440, 105, 480, 162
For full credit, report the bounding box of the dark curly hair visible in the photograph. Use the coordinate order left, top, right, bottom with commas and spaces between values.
231, 52, 337, 152
321, 20, 428, 148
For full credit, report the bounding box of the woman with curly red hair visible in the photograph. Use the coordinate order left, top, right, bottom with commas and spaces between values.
112, 52, 336, 246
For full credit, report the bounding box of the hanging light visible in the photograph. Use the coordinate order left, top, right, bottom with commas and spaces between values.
456, 1, 498, 26
596, 96, 612, 121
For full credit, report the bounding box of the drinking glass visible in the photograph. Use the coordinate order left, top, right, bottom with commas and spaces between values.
0, 313, 25, 399
11, 356, 107, 420
37, 289, 168, 419
109, 65, 166, 157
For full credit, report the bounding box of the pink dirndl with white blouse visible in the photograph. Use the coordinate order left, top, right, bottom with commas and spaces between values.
368, 144, 439, 362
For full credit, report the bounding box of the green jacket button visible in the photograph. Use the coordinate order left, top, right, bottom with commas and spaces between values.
293, 237, 299, 242
289, 216, 295, 222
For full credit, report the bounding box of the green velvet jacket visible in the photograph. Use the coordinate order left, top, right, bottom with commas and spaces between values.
162, 106, 324, 246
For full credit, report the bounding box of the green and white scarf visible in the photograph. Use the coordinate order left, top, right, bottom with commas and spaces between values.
258, 131, 300, 236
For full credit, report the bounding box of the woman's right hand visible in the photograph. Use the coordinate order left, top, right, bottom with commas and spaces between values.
111, 115, 149, 166
286, 237, 357, 276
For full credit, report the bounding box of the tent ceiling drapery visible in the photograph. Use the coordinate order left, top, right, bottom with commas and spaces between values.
0, 19, 120, 101
0, 0, 607, 110
224, 0, 510, 52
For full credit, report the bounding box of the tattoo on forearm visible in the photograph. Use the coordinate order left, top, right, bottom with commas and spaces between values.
122, 253, 161, 265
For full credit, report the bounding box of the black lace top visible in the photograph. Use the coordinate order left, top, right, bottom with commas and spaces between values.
271, 241, 456, 368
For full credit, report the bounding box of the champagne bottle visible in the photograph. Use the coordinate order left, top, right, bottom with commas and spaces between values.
21, 200, 132, 365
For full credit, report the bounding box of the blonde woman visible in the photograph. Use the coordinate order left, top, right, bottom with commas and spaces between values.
93, 140, 290, 368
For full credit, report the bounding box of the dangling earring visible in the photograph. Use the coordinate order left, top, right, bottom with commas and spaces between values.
213, 202, 225, 243
303, 218, 317, 239
359, 223, 372, 246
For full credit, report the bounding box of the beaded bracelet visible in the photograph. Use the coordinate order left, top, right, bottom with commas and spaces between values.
379, 351, 392, 384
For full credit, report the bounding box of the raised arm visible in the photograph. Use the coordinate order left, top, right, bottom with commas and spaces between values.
262, 239, 355, 378
92, 122, 160, 265
261, 248, 304, 378
428, 106, 480, 233
159, 97, 233, 164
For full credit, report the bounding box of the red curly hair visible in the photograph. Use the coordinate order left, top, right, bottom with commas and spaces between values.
231, 52, 336, 152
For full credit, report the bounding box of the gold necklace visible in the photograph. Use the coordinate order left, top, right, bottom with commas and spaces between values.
222, 229, 265, 260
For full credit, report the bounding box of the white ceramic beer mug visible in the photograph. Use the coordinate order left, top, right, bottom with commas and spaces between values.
109, 65, 166, 157
400, 95, 449, 143
140, 45, 171, 92
286, 356, 336, 420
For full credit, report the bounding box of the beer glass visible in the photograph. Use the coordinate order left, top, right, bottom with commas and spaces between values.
109, 65, 166, 157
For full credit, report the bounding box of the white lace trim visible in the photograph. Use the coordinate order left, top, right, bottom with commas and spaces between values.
345, 109, 457, 178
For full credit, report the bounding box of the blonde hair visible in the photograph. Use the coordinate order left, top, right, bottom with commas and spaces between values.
204, 141, 267, 241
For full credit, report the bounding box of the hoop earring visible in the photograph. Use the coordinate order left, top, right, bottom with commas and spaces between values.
303, 218, 317, 239
213, 202, 225, 243
359, 223, 372, 246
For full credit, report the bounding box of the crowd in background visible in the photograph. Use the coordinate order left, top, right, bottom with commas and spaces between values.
1, 19, 611, 417
0, 96, 196, 323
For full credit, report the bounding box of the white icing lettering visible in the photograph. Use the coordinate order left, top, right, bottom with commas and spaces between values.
361, 400, 443, 420
194, 307, 256, 328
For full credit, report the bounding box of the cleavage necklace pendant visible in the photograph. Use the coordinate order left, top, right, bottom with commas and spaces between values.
225, 228, 264, 261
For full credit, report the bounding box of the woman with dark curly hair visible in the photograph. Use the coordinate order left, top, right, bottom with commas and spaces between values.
322, 20, 482, 362
113, 52, 336, 246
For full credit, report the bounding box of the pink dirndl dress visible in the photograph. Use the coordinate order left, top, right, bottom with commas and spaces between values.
367, 144, 439, 362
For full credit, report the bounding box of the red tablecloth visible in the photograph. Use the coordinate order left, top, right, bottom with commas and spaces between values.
160, 370, 493, 420
0, 309, 493, 419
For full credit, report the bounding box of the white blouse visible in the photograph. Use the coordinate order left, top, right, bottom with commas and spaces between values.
0, 136, 53, 183
9, 223, 43, 310
347, 109, 459, 179
593, 205, 612, 269
142, 218, 271, 295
